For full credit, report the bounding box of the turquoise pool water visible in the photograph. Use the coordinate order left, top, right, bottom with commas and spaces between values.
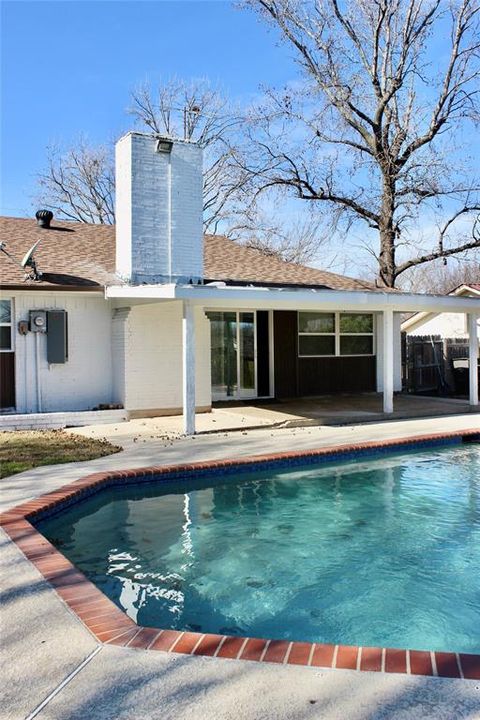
37, 443, 480, 653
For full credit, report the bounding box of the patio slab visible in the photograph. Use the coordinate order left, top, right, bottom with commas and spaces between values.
68, 394, 479, 444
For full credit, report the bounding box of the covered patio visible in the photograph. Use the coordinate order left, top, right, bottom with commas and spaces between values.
107, 283, 479, 435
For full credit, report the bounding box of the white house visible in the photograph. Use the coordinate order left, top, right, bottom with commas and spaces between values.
401, 284, 480, 339
1, 132, 479, 433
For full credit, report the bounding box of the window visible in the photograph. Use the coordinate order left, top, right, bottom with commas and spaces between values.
339, 313, 374, 356
298, 313, 335, 356
298, 311, 374, 357
0, 299, 12, 351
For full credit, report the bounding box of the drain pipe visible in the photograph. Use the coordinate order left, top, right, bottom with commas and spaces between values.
35, 332, 42, 413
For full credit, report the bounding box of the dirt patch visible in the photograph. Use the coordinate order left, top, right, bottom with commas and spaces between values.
0, 429, 121, 478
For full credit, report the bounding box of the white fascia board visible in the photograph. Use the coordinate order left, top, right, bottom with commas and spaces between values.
4, 288, 104, 298
105, 283, 480, 314
105, 284, 178, 300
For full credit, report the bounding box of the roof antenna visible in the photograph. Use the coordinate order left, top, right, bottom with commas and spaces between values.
0, 238, 43, 281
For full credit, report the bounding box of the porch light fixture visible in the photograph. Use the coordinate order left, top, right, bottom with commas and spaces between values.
155, 138, 173, 154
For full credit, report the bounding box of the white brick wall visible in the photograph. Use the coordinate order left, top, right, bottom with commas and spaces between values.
11, 293, 114, 413
115, 132, 203, 284
4, 292, 212, 417
111, 307, 130, 406
117, 301, 211, 413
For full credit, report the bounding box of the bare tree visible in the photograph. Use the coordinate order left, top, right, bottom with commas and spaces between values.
37, 140, 115, 224
226, 197, 333, 263
402, 214, 480, 291
36, 79, 246, 234
241, 0, 480, 287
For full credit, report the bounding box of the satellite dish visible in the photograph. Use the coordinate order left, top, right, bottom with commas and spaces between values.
0, 237, 43, 281
21, 239, 42, 268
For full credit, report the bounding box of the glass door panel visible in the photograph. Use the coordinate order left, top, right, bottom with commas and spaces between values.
239, 312, 255, 395
209, 311, 257, 400
210, 312, 237, 398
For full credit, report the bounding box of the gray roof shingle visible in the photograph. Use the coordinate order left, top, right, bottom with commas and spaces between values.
0, 216, 380, 292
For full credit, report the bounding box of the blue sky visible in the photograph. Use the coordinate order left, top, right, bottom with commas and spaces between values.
1, 0, 295, 217
2, 1, 478, 282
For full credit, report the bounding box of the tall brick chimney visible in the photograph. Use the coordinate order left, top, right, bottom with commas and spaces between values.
115, 132, 203, 284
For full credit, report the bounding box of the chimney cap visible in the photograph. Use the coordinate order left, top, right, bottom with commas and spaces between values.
35, 210, 54, 228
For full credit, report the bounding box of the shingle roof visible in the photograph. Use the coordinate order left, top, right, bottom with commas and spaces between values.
0, 216, 379, 292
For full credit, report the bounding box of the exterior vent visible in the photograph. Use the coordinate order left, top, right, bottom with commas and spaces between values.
35, 210, 54, 229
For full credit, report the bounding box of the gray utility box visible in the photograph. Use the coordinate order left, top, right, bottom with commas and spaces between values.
47, 310, 68, 364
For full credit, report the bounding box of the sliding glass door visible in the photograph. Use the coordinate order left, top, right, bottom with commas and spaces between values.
209, 311, 257, 400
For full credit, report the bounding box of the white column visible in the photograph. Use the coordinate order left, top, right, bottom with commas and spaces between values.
468, 313, 478, 406
382, 309, 394, 414
182, 301, 196, 435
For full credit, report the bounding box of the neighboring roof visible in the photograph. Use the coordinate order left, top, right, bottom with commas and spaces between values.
0, 216, 379, 292
451, 283, 480, 295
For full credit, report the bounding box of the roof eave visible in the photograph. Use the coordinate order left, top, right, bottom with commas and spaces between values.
1, 284, 105, 293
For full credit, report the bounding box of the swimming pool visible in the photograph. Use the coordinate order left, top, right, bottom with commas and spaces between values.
37, 441, 480, 655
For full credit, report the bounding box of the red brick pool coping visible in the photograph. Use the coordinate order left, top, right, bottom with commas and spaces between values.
2, 428, 480, 680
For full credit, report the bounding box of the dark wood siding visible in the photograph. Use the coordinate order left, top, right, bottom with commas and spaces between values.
256, 311, 270, 397
298, 356, 376, 395
273, 311, 298, 398
0, 353, 15, 408
273, 310, 376, 397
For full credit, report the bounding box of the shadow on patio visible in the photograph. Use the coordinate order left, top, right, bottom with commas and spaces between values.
209, 393, 479, 432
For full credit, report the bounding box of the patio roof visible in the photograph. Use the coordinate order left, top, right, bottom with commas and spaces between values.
105, 282, 480, 314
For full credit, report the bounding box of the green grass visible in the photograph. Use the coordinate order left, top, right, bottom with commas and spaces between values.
0, 430, 121, 479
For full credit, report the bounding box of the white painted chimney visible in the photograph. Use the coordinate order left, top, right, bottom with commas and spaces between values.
115, 131, 203, 284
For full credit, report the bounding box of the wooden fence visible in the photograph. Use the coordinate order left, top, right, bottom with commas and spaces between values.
402, 334, 477, 396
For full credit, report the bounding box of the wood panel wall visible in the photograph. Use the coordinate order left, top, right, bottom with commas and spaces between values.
273, 311, 376, 398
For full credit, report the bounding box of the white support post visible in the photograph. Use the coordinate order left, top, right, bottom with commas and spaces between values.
382, 309, 394, 414
468, 313, 478, 407
182, 301, 196, 435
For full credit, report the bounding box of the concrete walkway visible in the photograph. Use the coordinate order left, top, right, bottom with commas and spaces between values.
2, 416, 480, 719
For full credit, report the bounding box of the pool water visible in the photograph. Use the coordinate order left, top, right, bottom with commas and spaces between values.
37, 443, 480, 653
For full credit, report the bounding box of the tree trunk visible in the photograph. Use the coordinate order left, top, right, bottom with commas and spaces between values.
378, 176, 397, 288
379, 228, 396, 287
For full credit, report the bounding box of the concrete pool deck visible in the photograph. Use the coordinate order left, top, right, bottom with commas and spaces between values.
2, 415, 480, 719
